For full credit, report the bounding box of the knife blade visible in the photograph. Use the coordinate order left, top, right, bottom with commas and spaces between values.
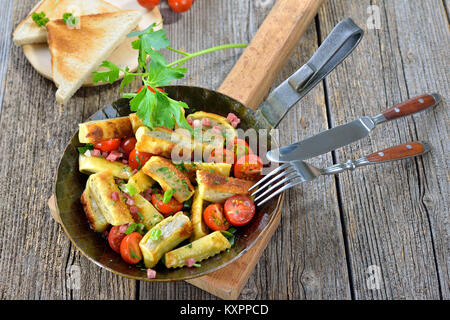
267, 93, 441, 162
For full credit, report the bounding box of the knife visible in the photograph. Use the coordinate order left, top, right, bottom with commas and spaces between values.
266, 93, 441, 162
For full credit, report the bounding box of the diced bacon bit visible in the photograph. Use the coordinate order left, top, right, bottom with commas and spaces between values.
147, 268, 156, 279
122, 159, 128, 164
193, 119, 201, 128
126, 197, 135, 206
187, 118, 193, 126
142, 188, 153, 201
212, 125, 221, 133
132, 169, 138, 175
102, 230, 109, 238
84, 150, 91, 157
130, 206, 139, 214
111, 192, 120, 201
201, 118, 211, 126
186, 258, 196, 267
119, 223, 130, 234
102, 151, 109, 158
227, 113, 241, 128
106, 150, 123, 162
91, 149, 101, 157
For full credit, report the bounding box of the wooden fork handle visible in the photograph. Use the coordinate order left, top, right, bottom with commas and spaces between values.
366, 141, 430, 163
382, 93, 441, 121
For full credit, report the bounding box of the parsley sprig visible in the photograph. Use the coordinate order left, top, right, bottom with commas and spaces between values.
32, 12, 49, 27
92, 23, 247, 131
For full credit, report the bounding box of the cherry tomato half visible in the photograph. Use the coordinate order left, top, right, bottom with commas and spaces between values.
120, 137, 137, 156
94, 138, 121, 152
168, 0, 193, 13
207, 148, 235, 164
128, 148, 153, 171
120, 232, 143, 264
108, 225, 127, 254
137, 85, 165, 94
234, 154, 263, 180
151, 193, 183, 216
137, 0, 160, 10
203, 203, 230, 231
224, 195, 256, 227
226, 138, 253, 162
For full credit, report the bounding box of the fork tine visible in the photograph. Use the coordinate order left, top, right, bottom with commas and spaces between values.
250, 167, 296, 197
256, 178, 306, 206
253, 172, 299, 202
248, 163, 292, 192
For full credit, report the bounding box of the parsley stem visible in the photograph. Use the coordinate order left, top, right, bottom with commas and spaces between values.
166, 44, 248, 68
167, 46, 190, 56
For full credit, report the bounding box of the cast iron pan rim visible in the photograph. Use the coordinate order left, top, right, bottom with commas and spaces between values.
53, 87, 284, 281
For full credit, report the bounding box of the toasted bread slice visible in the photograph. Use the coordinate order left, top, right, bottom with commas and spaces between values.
46, 10, 142, 104
13, 0, 119, 45
78, 116, 133, 143
87, 171, 134, 226
196, 170, 255, 203
142, 156, 195, 202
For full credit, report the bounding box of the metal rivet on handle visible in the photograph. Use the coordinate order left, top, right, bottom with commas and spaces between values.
418, 98, 424, 103
406, 144, 412, 149
394, 108, 400, 113
378, 152, 385, 157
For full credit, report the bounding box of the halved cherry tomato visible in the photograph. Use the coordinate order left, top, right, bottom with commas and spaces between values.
137, 85, 165, 94
108, 225, 127, 254
168, 0, 193, 13
234, 154, 263, 180
151, 193, 183, 215
137, 0, 160, 10
207, 148, 235, 164
94, 138, 121, 152
120, 137, 137, 156
224, 195, 255, 227
203, 203, 230, 231
226, 138, 253, 162
128, 148, 153, 170
120, 232, 143, 264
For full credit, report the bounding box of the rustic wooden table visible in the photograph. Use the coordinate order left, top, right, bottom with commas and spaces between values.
0, 0, 448, 300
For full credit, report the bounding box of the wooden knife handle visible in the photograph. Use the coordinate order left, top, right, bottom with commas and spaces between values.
382, 93, 441, 121
366, 142, 430, 163
218, 0, 326, 110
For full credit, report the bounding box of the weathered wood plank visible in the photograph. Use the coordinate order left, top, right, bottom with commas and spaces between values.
318, 0, 448, 299
139, 0, 351, 300
0, 0, 14, 114
0, 0, 135, 299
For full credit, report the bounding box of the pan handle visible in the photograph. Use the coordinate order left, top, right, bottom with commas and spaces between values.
259, 18, 364, 128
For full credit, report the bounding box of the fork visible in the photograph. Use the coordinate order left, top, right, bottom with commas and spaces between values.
250, 141, 430, 206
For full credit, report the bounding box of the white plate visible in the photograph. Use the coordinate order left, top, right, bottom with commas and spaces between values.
22, 0, 162, 86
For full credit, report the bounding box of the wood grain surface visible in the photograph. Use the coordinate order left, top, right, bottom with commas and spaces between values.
0, 0, 448, 300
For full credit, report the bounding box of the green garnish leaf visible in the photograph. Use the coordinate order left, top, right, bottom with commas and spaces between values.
32, 12, 49, 27
92, 61, 121, 84
163, 189, 175, 203
130, 250, 140, 259
193, 263, 201, 268
78, 143, 94, 154
150, 228, 162, 240
220, 230, 235, 246
63, 12, 79, 27
125, 223, 137, 235
118, 183, 138, 196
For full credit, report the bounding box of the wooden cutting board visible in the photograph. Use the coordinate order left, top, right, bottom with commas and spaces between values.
48, 0, 326, 300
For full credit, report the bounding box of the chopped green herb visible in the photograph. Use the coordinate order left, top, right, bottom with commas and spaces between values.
119, 183, 138, 196
137, 212, 144, 220
32, 12, 49, 27
163, 189, 175, 203
213, 180, 220, 185
220, 230, 235, 246
193, 263, 201, 268
125, 223, 137, 235
150, 228, 162, 240
187, 243, 193, 249
77, 143, 94, 154
130, 250, 140, 259
62, 12, 79, 27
